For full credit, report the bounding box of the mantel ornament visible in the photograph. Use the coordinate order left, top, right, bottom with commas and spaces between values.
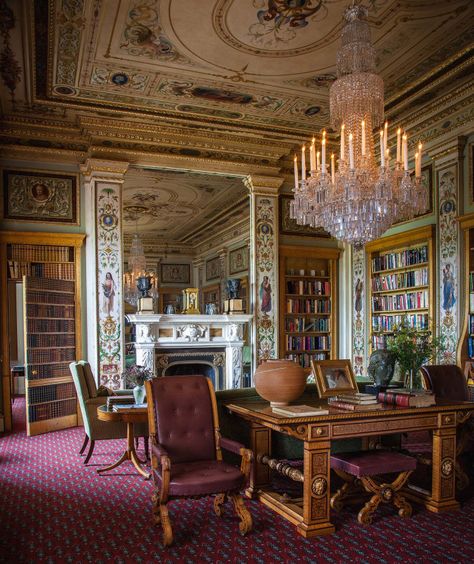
178, 324, 206, 342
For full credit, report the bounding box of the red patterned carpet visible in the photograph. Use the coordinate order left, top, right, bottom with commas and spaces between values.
1, 398, 474, 563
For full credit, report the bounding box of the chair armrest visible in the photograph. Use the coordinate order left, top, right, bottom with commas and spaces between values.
152, 441, 170, 461
220, 436, 246, 455
221, 437, 253, 480
151, 441, 171, 501
85, 396, 108, 407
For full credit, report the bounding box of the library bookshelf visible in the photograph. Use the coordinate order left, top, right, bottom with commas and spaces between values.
0, 232, 84, 435
365, 226, 435, 353
457, 214, 474, 386
279, 245, 340, 369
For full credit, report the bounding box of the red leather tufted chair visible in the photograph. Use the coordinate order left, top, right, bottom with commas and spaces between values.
408, 365, 473, 490
145, 376, 253, 546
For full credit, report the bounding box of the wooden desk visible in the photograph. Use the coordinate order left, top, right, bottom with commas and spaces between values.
97, 405, 150, 479
227, 399, 474, 538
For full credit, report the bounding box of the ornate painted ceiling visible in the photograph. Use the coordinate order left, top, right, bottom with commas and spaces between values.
122, 167, 248, 246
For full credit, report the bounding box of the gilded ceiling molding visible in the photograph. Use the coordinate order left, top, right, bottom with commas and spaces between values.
0, 144, 85, 164
80, 158, 130, 181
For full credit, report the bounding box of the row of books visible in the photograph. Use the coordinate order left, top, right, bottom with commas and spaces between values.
27, 303, 75, 319
285, 335, 330, 352
8, 260, 75, 280
27, 277, 75, 293
28, 347, 76, 364
27, 290, 75, 305
372, 245, 428, 273
470, 272, 474, 292
10, 243, 71, 263
27, 333, 75, 348
285, 317, 330, 332
470, 294, 474, 313
286, 352, 327, 367
27, 319, 75, 333
27, 363, 70, 380
29, 382, 76, 404
28, 398, 76, 422
469, 314, 474, 335
371, 268, 428, 292
286, 298, 331, 314
468, 336, 474, 359
286, 280, 331, 296
371, 313, 429, 332
371, 335, 389, 349
377, 389, 435, 408
372, 290, 428, 313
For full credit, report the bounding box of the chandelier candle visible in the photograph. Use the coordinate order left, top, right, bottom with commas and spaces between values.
294, 155, 298, 189
310, 138, 316, 171
290, 4, 428, 246
301, 145, 306, 180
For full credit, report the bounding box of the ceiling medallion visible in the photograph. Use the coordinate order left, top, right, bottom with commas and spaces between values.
290, 3, 428, 247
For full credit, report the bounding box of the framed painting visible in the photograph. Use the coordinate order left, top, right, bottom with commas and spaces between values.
311, 359, 358, 399
229, 245, 249, 275
160, 263, 190, 284
2, 169, 79, 224
206, 256, 220, 281
279, 194, 330, 237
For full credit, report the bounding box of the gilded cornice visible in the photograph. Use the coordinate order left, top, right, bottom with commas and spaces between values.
0, 144, 85, 163
244, 175, 284, 196
80, 158, 129, 180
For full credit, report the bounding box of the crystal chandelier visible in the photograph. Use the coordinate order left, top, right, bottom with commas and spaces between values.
291, 3, 428, 247
123, 233, 158, 307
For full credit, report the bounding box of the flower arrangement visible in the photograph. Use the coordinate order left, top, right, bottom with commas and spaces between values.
122, 364, 153, 388
386, 316, 445, 388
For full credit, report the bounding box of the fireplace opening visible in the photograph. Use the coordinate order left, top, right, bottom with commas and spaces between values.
164, 362, 216, 387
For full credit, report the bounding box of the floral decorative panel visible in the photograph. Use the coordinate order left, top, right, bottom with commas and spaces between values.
96, 183, 123, 387
438, 167, 459, 363
255, 196, 278, 361
352, 246, 366, 377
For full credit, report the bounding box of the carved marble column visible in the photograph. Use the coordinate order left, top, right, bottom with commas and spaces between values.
80, 159, 129, 388
245, 175, 283, 368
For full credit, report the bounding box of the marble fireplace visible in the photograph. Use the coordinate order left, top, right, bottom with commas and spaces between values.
126, 314, 252, 390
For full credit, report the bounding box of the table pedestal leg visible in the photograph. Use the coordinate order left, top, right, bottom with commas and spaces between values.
98, 422, 151, 480
246, 422, 271, 498
297, 439, 335, 538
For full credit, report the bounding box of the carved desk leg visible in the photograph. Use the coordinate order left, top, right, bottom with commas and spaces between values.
297, 438, 335, 538
246, 422, 271, 498
428, 424, 459, 513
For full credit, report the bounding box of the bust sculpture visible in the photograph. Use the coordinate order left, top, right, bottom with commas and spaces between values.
367, 349, 396, 386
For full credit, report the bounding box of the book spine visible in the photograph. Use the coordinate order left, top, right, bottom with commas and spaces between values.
328, 400, 357, 410
378, 392, 410, 407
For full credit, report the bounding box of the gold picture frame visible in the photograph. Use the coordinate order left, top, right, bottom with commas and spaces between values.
311, 359, 357, 398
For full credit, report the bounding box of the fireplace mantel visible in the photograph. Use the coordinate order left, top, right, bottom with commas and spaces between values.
126, 314, 252, 389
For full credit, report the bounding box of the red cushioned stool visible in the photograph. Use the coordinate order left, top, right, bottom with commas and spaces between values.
330, 450, 416, 524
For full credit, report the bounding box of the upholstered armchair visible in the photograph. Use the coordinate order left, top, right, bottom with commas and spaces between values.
69, 361, 148, 463
145, 375, 253, 547
408, 364, 474, 490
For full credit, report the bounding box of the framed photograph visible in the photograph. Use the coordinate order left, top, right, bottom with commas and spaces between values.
2, 169, 79, 224
229, 245, 248, 275
311, 359, 358, 399
206, 256, 220, 281
160, 263, 190, 284
279, 194, 330, 237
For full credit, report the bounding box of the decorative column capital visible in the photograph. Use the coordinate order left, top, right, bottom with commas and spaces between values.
80, 159, 129, 183
244, 175, 284, 196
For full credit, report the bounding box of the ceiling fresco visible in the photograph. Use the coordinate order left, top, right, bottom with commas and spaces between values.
37, 0, 473, 134
122, 167, 249, 246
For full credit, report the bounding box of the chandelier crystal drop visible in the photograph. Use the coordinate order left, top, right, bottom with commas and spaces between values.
290, 4, 428, 247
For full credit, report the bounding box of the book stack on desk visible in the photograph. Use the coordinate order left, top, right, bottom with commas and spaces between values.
377, 389, 435, 407
272, 404, 329, 417
328, 393, 383, 411
112, 403, 147, 412
106, 395, 134, 411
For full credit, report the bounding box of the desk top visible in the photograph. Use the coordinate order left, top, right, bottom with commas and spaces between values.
226, 398, 474, 426
97, 404, 148, 424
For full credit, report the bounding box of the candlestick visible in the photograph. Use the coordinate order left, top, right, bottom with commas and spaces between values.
331, 153, 335, 184
322, 138, 326, 169
402, 134, 408, 171
361, 120, 366, 156
310, 138, 316, 171
301, 145, 306, 180
380, 130, 385, 167
384, 121, 388, 153
417, 142, 422, 177
349, 133, 354, 170
294, 154, 298, 189
396, 128, 401, 163
340, 124, 345, 161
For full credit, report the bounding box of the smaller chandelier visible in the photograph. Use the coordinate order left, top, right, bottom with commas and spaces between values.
123, 233, 158, 307
290, 4, 428, 247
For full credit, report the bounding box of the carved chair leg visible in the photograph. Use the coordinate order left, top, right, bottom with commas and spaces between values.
160, 503, 173, 547
393, 492, 412, 518
358, 492, 383, 525
79, 434, 89, 455
83, 439, 95, 464
151, 492, 161, 525
229, 493, 252, 536
214, 493, 226, 517
331, 468, 364, 512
